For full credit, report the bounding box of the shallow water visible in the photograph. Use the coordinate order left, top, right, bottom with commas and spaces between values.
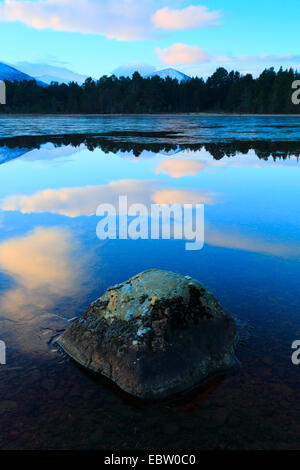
0, 116, 299, 450
1, 114, 300, 141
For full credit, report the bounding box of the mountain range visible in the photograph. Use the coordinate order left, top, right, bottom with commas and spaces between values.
14, 62, 89, 85
0, 61, 191, 85
145, 68, 191, 82
0, 62, 39, 83
0, 146, 32, 165
0, 61, 89, 85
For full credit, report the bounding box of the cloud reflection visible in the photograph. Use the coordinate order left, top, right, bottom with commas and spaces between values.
156, 159, 207, 178
0, 227, 86, 321
155, 152, 300, 178
1, 180, 215, 217
153, 189, 214, 205
206, 226, 300, 259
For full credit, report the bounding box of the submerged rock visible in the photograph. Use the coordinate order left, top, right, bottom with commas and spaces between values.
57, 269, 238, 399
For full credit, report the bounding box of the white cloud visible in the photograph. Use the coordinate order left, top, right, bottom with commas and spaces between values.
156, 43, 210, 65
0, 0, 156, 41
1, 180, 152, 218
152, 5, 221, 31
154, 150, 300, 179
206, 226, 300, 260
0, 227, 86, 321
0, 1, 222, 41
153, 189, 213, 205
0, 227, 77, 292
156, 159, 207, 178
1, 179, 215, 217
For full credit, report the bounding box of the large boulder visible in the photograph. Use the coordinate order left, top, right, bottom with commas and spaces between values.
57, 270, 238, 399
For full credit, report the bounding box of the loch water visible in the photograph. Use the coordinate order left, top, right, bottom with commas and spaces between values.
0, 115, 299, 450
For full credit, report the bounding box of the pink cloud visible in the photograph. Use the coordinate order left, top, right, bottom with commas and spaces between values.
152, 5, 221, 30
156, 159, 207, 178
156, 43, 210, 65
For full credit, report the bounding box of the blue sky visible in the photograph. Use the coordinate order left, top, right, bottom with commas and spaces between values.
0, 0, 300, 79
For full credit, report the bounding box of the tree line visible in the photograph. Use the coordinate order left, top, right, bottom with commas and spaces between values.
1, 67, 300, 114
1, 133, 300, 160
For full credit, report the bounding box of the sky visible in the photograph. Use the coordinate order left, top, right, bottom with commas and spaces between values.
0, 0, 300, 79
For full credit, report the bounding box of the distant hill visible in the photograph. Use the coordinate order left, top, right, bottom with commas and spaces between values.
14, 62, 89, 85
0, 146, 31, 165
145, 68, 191, 82
0, 62, 40, 83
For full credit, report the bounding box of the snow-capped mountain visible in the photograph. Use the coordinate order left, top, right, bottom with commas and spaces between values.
145, 68, 191, 82
158, 146, 183, 157
14, 62, 89, 85
0, 146, 32, 165
0, 62, 38, 83
0, 143, 84, 166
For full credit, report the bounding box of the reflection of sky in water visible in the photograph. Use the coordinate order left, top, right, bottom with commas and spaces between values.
0, 227, 84, 321
1, 144, 300, 261
0, 143, 300, 337
0, 140, 299, 450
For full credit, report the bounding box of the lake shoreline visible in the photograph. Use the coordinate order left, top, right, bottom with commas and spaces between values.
1, 112, 300, 117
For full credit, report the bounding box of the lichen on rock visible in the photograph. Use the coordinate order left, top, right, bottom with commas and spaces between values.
57, 269, 238, 399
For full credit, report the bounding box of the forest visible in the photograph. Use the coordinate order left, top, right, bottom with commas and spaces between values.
1, 67, 300, 114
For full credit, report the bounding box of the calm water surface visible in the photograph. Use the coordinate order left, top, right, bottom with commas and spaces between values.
1, 114, 300, 141
0, 116, 299, 450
